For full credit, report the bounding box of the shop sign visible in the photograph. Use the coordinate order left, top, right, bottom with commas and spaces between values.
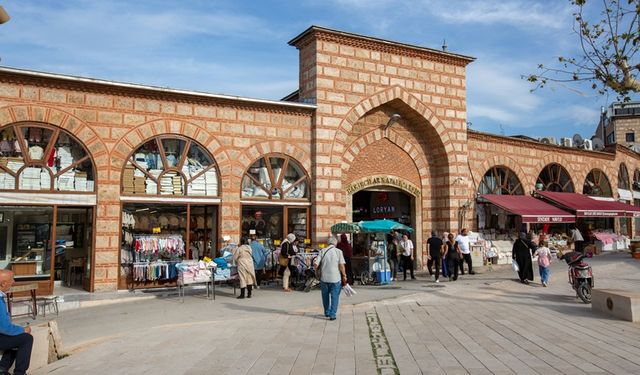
346, 177, 421, 197
535, 216, 566, 223
582, 211, 622, 217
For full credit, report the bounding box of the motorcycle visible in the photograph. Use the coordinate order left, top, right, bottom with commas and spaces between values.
562, 251, 594, 303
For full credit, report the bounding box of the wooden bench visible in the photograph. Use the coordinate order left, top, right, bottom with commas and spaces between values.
592, 289, 640, 322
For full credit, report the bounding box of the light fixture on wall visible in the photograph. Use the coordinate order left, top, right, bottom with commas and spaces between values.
0, 6, 10, 24
383, 113, 401, 137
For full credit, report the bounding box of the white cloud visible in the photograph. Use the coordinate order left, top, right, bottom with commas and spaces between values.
567, 105, 600, 126
468, 104, 518, 123
426, 0, 571, 30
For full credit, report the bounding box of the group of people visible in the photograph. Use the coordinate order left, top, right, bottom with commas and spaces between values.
423, 228, 475, 283
511, 232, 554, 287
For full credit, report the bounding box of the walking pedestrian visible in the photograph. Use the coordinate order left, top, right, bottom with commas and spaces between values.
427, 230, 444, 282
400, 234, 415, 280
278, 233, 297, 292
337, 233, 354, 285
250, 234, 269, 288
445, 233, 461, 281
0, 270, 33, 375
388, 237, 399, 281
234, 239, 257, 299
512, 232, 536, 284
315, 235, 347, 321
456, 228, 475, 275
570, 226, 585, 254
534, 240, 553, 287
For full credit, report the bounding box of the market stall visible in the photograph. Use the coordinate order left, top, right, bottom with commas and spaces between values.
330, 220, 413, 285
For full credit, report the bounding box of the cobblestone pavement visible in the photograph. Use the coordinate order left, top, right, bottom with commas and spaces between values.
32, 252, 640, 375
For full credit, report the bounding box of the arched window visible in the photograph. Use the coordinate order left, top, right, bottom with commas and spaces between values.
241, 154, 309, 200
583, 169, 612, 197
122, 136, 218, 196
478, 166, 524, 195
0, 123, 95, 192
618, 163, 630, 190
536, 163, 574, 192
634, 169, 640, 191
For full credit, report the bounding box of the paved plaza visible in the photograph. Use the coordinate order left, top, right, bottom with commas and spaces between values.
27, 252, 640, 375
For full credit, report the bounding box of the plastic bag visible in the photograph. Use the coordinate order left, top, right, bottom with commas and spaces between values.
342, 283, 357, 297
511, 259, 520, 273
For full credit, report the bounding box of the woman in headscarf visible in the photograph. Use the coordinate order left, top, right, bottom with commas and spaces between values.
278, 233, 297, 292
512, 232, 536, 284
336, 234, 353, 285
233, 238, 257, 299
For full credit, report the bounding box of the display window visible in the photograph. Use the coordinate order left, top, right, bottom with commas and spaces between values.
0, 123, 95, 192
536, 163, 574, 192
479, 166, 524, 195
120, 203, 218, 290
618, 163, 630, 190
241, 205, 310, 248
241, 155, 308, 200
583, 168, 612, 197
122, 136, 219, 197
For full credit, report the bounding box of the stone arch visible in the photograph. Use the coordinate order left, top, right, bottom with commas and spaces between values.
475, 155, 529, 193
578, 164, 616, 195
235, 140, 311, 179
111, 118, 230, 173
533, 153, 579, 187
618, 162, 631, 190
0, 104, 109, 168
583, 167, 614, 196
331, 85, 453, 164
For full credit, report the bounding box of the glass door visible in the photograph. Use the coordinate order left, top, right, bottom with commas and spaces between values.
55, 207, 94, 292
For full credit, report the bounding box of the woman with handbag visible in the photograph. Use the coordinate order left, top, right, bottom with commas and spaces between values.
278, 233, 297, 292
512, 232, 536, 284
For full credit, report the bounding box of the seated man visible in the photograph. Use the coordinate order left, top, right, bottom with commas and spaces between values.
0, 270, 33, 375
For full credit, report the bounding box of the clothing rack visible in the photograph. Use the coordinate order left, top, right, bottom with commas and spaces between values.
132, 234, 185, 261
131, 261, 179, 282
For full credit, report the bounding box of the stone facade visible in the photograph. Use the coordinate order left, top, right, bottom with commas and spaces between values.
0, 26, 639, 292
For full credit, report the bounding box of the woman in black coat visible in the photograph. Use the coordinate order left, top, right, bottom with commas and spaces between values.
512, 232, 536, 284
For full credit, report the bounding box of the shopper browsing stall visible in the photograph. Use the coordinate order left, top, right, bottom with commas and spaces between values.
278, 233, 297, 292
250, 234, 269, 288
234, 239, 257, 299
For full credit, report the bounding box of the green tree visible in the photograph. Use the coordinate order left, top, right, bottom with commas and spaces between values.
527, 0, 640, 101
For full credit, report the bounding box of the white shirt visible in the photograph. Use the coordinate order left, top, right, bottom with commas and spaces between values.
401, 239, 413, 257
317, 245, 345, 283
456, 234, 471, 254
571, 229, 584, 242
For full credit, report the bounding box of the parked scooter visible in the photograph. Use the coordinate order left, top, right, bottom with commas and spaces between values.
561, 251, 594, 303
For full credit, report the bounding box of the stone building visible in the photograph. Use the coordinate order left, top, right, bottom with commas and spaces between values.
0, 26, 638, 294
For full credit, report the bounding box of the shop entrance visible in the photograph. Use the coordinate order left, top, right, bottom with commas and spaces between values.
0, 205, 94, 295
352, 188, 413, 226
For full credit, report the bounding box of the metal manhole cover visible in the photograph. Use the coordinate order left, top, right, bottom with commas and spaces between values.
422, 284, 446, 288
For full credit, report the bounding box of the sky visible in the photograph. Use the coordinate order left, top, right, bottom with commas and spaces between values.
0, 0, 636, 141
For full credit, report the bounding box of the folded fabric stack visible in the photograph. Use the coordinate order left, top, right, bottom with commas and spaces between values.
20, 167, 42, 190
57, 170, 75, 190
74, 171, 87, 191
6, 157, 23, 173
40, 170, 51, 189
173, 175, 182, 194
205, 168, 218, 196
122, 164, 135, 194
86, 180, 95, 192
57, 146, 73, 170
0, 171, 13, 189
160, 172, 177, 195
146, 169, 161, 195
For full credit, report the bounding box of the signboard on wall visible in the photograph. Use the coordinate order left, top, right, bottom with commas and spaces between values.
345, 176, 421, 197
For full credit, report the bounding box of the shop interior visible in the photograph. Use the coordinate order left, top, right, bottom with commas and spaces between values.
351, 189, 412, 228
0, 205, 93, 294
120, 203, 218, 289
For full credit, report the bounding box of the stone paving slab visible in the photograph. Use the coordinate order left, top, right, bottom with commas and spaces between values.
32, 253, 640, 375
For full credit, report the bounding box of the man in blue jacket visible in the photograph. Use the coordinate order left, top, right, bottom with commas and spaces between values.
249, 235, 269, 288
0, 270, 33, 375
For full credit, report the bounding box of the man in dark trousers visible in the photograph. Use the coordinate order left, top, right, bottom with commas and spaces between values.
0, 269, 33, 375
427, 231, 445, 283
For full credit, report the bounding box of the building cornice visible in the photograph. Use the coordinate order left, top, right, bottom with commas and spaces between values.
289, 26, 475, 68
0, 66, 316, 115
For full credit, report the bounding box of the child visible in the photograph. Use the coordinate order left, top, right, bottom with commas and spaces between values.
534, 240, 553, 287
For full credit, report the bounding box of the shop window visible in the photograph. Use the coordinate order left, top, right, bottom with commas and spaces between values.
618, 163, 630, 190
241, 205, 310, 247
241, 155, 309, 200
0, 124, 95, 192
634, 169, 640, 191
583, 168, 612, 197
122, 136, 218, 196
536, 163, 574, 192
478, 166, 524, 195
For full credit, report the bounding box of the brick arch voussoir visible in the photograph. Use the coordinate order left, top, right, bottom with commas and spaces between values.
533, 154, 578, 190
476, 155, 529, 194
0, 104, 109, 168
111, 118, 229, 172
331, 86, 454, 162
236, 141, 312, 178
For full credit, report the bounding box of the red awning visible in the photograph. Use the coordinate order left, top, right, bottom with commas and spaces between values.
536, 191, 631, 217
480, 194, 576, 223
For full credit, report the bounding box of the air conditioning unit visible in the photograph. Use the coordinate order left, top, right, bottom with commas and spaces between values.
561, 137, 573, 147
539, 137, 557, 145
582, 139, 593, 150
